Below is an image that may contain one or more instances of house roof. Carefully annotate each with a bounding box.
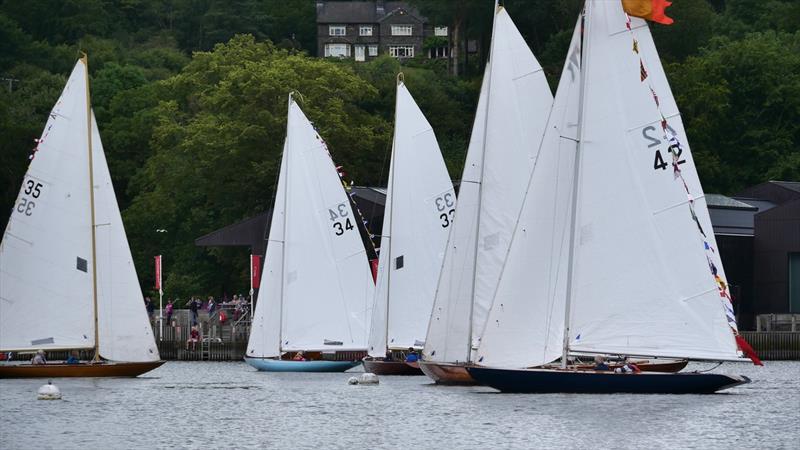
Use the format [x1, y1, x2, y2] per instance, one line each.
[705, 194, 757, 210]
[736, 180, 800, 206]
[316, 1, 424, 24]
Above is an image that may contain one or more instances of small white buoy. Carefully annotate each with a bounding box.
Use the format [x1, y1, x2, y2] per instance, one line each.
[358, 373, 379, 385]
[37, 381, 62, 400]
[347, 376, 359, 385]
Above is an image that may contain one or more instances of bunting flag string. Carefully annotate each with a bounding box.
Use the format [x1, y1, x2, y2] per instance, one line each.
[622, 10, 760, 364]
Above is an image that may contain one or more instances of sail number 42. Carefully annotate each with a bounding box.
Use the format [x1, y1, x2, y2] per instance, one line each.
[329, 202, 354, 236]
[16, 179, 43, 216]
[642, 126, 686, 171]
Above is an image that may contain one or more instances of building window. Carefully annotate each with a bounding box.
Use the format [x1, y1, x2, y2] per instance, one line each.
[434, 26, 448, 36]
[324, 43, 350, 58]
[429, 46, 449, 59]
[368, 45, 378, 56]
[391, 25, 412, 36]
[329, 25, 346, 36]
[359, 25, 373, 36]
[389, 45, 414, 58]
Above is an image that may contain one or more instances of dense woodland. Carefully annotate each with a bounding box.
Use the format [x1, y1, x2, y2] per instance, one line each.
[1, 0, 798, 299]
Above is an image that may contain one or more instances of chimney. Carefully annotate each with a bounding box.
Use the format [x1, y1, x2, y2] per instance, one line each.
[376, 0, 385, 16]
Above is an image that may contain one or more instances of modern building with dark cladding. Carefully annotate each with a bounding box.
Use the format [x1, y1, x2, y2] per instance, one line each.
[315, 0, 450, 61]
[199, 181, 800, 330]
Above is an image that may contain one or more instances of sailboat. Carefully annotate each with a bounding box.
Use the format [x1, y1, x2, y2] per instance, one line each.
[245, 94, 375, 372]
[467, 0, 755, 394]
[419, 5, 554, 384]
[0, 56, 163, 378]
[362, 76, 455, 376]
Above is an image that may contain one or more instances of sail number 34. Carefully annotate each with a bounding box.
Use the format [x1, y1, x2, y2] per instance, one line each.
[328, 202, 354, 236]
[16, 179, 43, 217]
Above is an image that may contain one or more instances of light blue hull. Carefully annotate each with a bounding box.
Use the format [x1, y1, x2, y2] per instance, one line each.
[245, 357, 359, 372]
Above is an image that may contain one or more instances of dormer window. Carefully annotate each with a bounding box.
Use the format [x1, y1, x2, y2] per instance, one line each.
[391, 25, 412, 36]
[359, 25, 373, 36]
[329, 25, 346, 36]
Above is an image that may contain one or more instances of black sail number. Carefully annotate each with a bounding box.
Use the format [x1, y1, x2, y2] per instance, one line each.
[23, 180, 43, 198]
[440, 209, 455, 228]
[435, 192, 455, 228]
[16, 178, 43, 217]
[329, 202, 354, 237]
[641, 126, 685, 171]
[16, 198, 35, 216]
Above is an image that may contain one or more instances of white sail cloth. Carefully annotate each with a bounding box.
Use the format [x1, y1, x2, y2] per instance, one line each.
[476, 19, 584, 369]
[0, 60, 158, 362]
[367, 81, 454, 357]
[247, 98, 375, 358]
[566, 0, 739, 360]
[424, 7, 554, 364]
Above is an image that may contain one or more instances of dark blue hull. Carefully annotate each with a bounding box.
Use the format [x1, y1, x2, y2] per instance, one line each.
[467, 367, 750, 394]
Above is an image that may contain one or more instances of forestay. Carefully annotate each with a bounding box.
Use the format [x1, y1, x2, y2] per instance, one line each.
[424, 7, 554, 364]
[250, 97, 374, 355]
[476, 19, 584, 369]
[367, 81, 454, 357]
[567, 0, 739, 361]
[0, 62, 95, 352]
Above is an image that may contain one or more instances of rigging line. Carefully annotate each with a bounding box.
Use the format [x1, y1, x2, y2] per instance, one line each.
[692, 361, 723, 373]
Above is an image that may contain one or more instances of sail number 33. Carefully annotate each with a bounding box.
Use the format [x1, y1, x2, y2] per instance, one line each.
[328, 202, 354, 236]
[16, 179, 43, 217]
[435, 192, 455, 228]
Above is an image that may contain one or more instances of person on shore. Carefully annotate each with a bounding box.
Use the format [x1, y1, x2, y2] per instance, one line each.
[405, 348, 419, 363]
[145, 296, 154, 322]
[207, 296, 216, 322]
[66, 351, 80, 364]
[188, 297, 199, 326]
[186, 326, 200, 351]
[165, 300, 174, 325]
[593, 356, 610, 371]
[31, 350, 47, 365]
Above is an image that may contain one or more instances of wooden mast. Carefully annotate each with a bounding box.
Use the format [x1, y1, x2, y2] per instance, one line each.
[81, 53, 102, 363]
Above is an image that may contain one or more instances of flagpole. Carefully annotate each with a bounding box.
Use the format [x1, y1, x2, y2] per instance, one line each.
[157, 255, 163, 341]
[249, 254, 255, 316]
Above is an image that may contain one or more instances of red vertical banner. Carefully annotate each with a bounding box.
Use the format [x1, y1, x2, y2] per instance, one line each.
[251, 254, 262, 290]
[154, 255, 162, 291]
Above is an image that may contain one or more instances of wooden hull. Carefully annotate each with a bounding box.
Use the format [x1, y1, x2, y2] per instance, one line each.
[565, 359, 689, 373]
[418, 361, 477, 385]
[245, 357, 359, 372]
[467, 366, 750, 394]
[362, 359, 423, 375]
[0, 361, 165, 378]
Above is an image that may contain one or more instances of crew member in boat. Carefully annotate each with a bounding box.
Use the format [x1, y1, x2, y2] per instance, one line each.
[593, 356, 609, 371]
[384, 349, 393, 362]
[293, 351, 306, 361]
[66, 351, 80, 364]
[405, 348, 419, 363]
[31, 350, 47, 365]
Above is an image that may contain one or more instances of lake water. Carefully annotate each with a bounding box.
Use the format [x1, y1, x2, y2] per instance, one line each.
[1, 361, 798, 449]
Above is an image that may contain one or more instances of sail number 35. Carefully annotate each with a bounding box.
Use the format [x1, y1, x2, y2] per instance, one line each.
[435, 192, 455, 228]
[328, 202, 354, 236]
[16, 179, 43, 216]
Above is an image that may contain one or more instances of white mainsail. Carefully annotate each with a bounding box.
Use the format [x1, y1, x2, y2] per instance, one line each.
[423, 6, 554, 364]
[92, 113, 159, 362]
[475, 19, 584, 369]
[565, 0, 740, 361]
[367, 81, 454, 358]
[247, 96, 375, 357]
[0, 61, 94, 352]
[0, 59, 159, 362]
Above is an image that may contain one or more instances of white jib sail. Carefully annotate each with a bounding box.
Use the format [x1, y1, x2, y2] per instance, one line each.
[567, 0, 739, 361]
[92, 113, 159, 362]
[424, 6, 554, 364]
[0, 61, 96, 352]
[476, 19, 584, 369]
[280, 98, 375, 352]
[367, 81, 455, 357]
[247, 143, 288, 359]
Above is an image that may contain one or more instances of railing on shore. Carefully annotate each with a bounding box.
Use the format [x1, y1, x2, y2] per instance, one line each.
[740, 331, 800, 360]
[153, 308, 250, 361]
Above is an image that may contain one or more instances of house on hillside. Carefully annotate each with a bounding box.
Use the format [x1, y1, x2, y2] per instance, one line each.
[315, 0, 450, 61]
